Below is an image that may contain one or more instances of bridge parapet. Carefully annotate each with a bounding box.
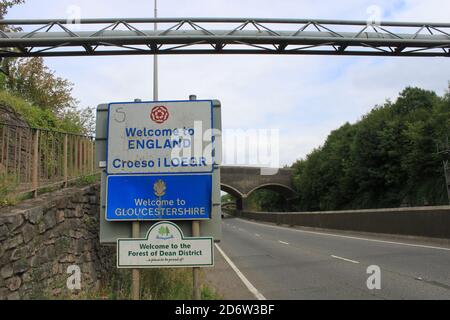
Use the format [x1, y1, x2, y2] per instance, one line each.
[225, 206, 450, 239]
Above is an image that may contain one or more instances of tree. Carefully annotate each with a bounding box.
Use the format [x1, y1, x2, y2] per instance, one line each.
[248, 189, 287, 212]
[0, 0, 25, 77]
[4, 57, 78, 114]
[0, 0, 25, 31]
[61, 106, 96, 136]
[221, 194, 235, 203]
[0, 0, 94, 135]
[291, 85, 450, 211]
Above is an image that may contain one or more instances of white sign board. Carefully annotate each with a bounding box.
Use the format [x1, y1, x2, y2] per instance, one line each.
[117, 221, 214, 268]
[107, 100, 214, 175]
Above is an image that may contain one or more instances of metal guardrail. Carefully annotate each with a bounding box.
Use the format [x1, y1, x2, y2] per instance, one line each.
[0, 122, 96, 200]
[0, 18, 449, 57]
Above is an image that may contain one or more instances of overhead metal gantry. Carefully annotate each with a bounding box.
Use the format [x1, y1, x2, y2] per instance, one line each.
[0, 17, 449, 57]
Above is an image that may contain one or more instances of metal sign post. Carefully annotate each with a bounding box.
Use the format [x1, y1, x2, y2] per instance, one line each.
[153, 0, 158, 102]
[132, 221, 140, 300]
[132, 1, 158, 299]
[192, 219, 201, 300]
[132, 98, 142, 300]
[190, 94, 201, 300]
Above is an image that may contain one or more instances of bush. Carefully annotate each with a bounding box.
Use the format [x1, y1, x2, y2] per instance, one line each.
[0, 89, 89, 134]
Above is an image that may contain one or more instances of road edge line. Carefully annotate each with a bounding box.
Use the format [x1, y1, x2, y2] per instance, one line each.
[215, 243, 267, 301]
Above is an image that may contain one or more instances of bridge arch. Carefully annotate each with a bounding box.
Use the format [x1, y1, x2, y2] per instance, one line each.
[220, 166, 298, 211]
[246, 183, 298, 200]
[220, 183, 244, 199]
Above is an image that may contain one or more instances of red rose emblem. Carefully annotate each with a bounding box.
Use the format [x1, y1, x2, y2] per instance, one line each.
[150, 106, 169, 124]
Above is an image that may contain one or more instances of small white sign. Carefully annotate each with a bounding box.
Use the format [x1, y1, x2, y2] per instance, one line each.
[107, 100, 214, 175]
[117, 221, 214, 268]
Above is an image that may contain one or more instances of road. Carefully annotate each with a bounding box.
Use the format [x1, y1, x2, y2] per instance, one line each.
[219, 215, 450, 300]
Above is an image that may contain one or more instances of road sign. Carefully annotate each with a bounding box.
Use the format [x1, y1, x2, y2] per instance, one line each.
[96, 100, 223, 244]
[106, 174, 212, 221]
[117, 221, 214, 268]
[107, 100, 214, 175]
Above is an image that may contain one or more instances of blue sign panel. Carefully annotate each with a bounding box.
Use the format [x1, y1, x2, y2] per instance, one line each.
[106, 174, 212, 221]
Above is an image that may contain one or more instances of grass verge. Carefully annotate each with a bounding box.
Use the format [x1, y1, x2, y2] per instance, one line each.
[43, 268, 221, 300]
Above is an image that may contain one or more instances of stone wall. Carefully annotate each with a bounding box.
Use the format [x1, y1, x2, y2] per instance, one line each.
[0, 104, 29, 127]
[0, 184, 114, 300]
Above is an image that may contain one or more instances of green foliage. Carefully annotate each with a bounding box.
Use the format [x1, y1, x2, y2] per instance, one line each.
[0, 56, 95, 135]
[104, 268, 219, 300]
[248, 189, 287, 212]
[3, 57, 77, 114]
[35, 267, 220, 300]
[0, 89, 87, 133]
[72, 174, 100, 187]
[0, 0, 25, 22]
[0, 172, 18, 206]
[221, 193, 235, 203]
[201, 285, 222, 300]
[292, 86, 450, 211]
[222, 189, 287, 212]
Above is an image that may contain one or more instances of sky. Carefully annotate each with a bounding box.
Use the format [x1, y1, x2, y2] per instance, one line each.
[6, 0, 450, 167]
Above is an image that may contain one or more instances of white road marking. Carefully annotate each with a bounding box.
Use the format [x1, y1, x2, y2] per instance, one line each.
[236, 218, 450, 252]
[215, 244, 266, 301]
[278, 240, 289, 245]
[255, 233, 261, 237]
[331, 255, 360, 264]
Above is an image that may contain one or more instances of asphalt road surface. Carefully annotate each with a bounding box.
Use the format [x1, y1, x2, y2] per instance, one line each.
[219, 216, 450, 300]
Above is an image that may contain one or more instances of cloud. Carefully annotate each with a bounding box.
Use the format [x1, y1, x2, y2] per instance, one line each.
[6, 0, 450, 166]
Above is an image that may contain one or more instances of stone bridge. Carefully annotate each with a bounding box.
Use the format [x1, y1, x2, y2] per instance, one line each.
[220, 166, 297, 210]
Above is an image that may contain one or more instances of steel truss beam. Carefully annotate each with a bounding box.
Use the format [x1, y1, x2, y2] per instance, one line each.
[0, 18, 449, 57]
